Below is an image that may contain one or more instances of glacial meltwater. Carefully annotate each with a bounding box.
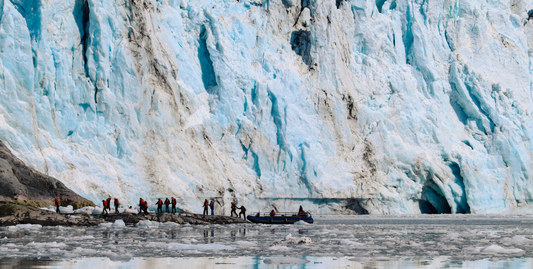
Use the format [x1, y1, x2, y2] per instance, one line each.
[2, 215, 533, 268]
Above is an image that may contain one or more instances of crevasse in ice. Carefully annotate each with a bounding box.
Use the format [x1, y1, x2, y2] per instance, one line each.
[0, 0, 532, 214]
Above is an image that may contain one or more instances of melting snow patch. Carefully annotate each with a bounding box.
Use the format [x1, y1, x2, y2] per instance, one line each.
[263, 257, 310, 265]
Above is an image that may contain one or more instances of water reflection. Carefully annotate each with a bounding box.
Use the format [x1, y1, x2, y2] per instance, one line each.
[2, 256, 533, 269]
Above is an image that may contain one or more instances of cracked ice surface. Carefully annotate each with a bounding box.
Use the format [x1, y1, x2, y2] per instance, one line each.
[0, 0, 533, 214]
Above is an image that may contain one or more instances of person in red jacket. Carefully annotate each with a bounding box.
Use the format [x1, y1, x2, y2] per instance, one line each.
[164, 198, 170, 213]
[114, 198, 120, 214]
[171, 197, 177, 213]
[55, 199, 60, 214]
[102, 200, 108, 215]
[138, 198, 145, 214]
[156, 198, 163, 213]
[106, 198, 111, 212]
[203, 199, 209, 215]
[143, 201, 148, 214]
[230, 202, 237, 217]
[270, 210, 276, 216]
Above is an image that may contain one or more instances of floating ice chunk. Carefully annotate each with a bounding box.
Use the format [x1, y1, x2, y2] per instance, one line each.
[98, 223, 113, 228]
[229, 241, 256, 247]
[274, 234, 312, 244]
[160, 222, 180, 227]
[464, 245, 524, 254]
[74, 206, 95, 214]
[263, 257, 310, 265]
[168, 243, 234, 251]
[112, 220, 126, 227]
[137, 220, 160, 227]
[123, 208, 138, 214]
[268, 245, 290, 251]
[16, 224, 42, 229]
[339, 239, 365, 247]
[41, 206, 56, 212]
[500, 235, 532, 245]
[72, 247, 98, 255]
[26, 242, 68, 248]
[58, 205, 74, 214]
[92, 207, 103, 215]
[294, 220, 310, 225]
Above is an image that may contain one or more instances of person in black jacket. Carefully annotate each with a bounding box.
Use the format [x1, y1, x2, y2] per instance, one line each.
[238, 205, 246, 219]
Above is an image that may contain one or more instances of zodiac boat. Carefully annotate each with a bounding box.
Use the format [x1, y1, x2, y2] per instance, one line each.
[246, 212, 314, 224]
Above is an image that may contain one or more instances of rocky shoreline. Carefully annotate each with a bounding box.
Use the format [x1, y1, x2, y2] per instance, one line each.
[0, 202, 247, 227]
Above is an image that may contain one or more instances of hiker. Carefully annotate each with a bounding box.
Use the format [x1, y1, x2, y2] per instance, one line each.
[55, 199, 60, 214]
[203, 199, 209, 215]
[164, 198, 170, 213]
[230, 202, 237, 217]
[210, 200, 215, 215]
[156, 198, 163, 213]
[143, 200, 148, 214]
[102, 200, 108, 215]
[238, 205, 246, 219]
[106, 197, 111, 212]
[171, 197, 177, 213]
[138, 198, 145, 214]
[114, 198, 120, 214]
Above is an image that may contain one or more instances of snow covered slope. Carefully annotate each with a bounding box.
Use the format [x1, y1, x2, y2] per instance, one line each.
[0, 0, 532, 214]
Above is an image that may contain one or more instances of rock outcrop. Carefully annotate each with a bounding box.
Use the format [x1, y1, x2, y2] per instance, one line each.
[0, 202, 246, 226]
[0, 141, 94, 209]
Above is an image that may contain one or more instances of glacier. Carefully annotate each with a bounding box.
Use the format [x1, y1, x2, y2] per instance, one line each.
[0, 0, 532, 214]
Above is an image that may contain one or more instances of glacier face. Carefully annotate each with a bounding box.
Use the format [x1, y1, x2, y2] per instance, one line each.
[0, 0, 532, 214]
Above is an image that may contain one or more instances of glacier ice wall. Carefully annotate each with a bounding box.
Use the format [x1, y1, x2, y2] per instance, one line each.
[0, 0, 532, 214]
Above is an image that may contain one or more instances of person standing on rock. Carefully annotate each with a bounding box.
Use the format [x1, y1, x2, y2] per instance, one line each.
[230, 202, 237, 217]
[114, 198, 120, 214]
[171, 197, 177, 213]
[238, 205, 246, 220]
[164, 198, 170, 213]
[156, 198, 163, 213]
[209, 200, 215, 215]
[55, 199, 60, 214]
[203, 199, 209, 215]
[102, 200, 108, 215]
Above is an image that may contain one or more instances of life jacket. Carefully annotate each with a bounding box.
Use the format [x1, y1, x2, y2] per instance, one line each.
[165, 199, 170, 204]
[157, 200, 162, 205]
[270, 211, 275, 216]
[204, 200, 209, 206]
[103, 201, 107, 207]
[115, 199, 119, 205]
[143, 201, 148, 208]
[55, 199, 60, 206]
[172, 198, 176, 204]
[210, 201, 214, 207]
[231, 203, 236, 209]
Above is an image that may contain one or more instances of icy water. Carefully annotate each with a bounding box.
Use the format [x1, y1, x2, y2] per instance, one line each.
[2, 215, 533, 268]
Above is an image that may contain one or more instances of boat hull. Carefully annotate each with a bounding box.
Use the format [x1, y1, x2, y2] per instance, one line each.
[246, 215, 314, 224]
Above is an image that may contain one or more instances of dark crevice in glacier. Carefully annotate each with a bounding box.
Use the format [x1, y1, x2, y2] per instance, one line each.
[281, 0, 292, 8]
[449, 162, 471, 213]
[464, 82, 495, 133]
[198, 25, 218, 91]
[268, 90, 286, 151]
[462, 140, 473, 150]
[336, 0, 344, 9]
[12, 0, 42, 41]
[376, 0, 386, 13]
[74, 0, 90, 78]
[420, 178, 451, 214]
[344, 94, 357, 121]
[290, 30, 312, 68]
[448, 87, 468, 125]
[403, 5, 414, 65]
[362, 141, 377, 178]
[250, 150, 261, 178]
[298, 144, 314, 196]
[301, 0, 309, 9]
